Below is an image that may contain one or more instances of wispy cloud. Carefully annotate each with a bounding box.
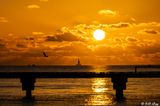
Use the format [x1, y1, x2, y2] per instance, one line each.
[0, 17, 8, 23]
[98, 9, 117, 17]
[110, 22, 131, 28]
[32, 32, 44, 35]
[27, 4, 40, 9]
[46, 32, 85, 42]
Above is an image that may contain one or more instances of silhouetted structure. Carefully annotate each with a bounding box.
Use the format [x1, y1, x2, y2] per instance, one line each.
[0, 65, 160, 100]
[135, 66, 137, 73]
[76, 59, 81, 66]
[112, 75, 127, 99]
[20, 77, 36, 99]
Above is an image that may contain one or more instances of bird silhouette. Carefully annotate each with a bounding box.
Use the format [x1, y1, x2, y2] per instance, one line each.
[43, 52, 48, 57]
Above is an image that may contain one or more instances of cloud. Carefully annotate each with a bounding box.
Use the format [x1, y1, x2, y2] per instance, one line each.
[137, 22, 160, 27]
[130, 18, 136, 22]
[135, 42, 160, 55]
[0, 43, 5, 48]
[32, 32, 44, 35]
[138, 29, 159, 35]
[46, 32, 85, 42]
[52, 42, 92, 56]
[27, 4, 40, 9]
[0, 40, 8, 52]
[0, 17, 8, 23]
[0, 39, 6, 46]
[16, 44, 27, 48]
[97, 9, 138, 24]
[98, 9, 117, 17]
[126, 37, 137, 42]
[110, 22, 131, 28]
[25, 37, 34, 41]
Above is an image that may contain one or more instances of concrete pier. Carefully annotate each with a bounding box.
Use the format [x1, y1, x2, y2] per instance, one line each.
[0, 65, 160, 100]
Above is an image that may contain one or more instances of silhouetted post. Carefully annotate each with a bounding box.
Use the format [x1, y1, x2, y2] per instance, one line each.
[111, 75, 128, 100]
[20, 77, 36, 99]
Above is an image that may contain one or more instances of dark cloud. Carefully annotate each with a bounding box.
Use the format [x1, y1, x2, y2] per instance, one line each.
[25, 37, 34, 41]
[0, 43, 5, 48]
[46, 32, 85, 42]
[127, 37, 137, 42]
[111, 23, 130, 28]
[115, 38, 122, 42]
[138, 29, 159, 35]
[144, 29, 158, 34]
[125, 41, 160, 56]
[0, 39, 6, 48]
[16, 44, 27, 48]
[0, 41, 8, 53]
[138, 43, 160, 54]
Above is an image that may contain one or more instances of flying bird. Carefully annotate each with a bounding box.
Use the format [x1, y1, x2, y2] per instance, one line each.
[43, 52, 48, 57]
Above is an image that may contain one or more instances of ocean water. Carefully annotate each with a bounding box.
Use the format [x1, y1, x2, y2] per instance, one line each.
[0, 66, 159, 106]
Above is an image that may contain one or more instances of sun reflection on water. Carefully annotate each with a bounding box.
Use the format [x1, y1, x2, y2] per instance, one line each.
[91, 66, 108, 73]
[85, 78, 114, 105]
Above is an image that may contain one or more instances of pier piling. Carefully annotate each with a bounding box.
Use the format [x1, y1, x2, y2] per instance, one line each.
[20, 77, 36, 99]
[111, 75, 128, 99]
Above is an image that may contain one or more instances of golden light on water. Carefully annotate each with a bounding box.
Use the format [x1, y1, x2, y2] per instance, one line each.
[86, 78, 113, 105]
[93, 29, 106, 41]
[92, 78, 109, 93]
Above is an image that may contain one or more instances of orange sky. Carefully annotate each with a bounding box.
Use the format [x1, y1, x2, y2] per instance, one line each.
[0, 0, 160, 65]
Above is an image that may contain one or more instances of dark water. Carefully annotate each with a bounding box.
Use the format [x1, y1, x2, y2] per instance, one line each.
[0, 65, 159, 106]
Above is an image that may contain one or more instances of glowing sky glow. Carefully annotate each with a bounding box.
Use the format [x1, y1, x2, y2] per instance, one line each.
[0, 0, 160, 65]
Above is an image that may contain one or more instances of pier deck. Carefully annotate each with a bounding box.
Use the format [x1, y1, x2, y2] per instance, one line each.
[0, 71, 160, 78]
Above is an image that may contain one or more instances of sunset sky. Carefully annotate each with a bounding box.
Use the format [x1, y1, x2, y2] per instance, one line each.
[0, 0, 160, 65]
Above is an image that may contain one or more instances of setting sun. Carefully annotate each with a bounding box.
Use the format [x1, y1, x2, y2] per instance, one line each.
[93, 29, 106, 41]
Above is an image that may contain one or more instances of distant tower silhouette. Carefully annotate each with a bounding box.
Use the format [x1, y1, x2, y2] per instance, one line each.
[43, 52, 48, 57]
[76, 59, 81, 66]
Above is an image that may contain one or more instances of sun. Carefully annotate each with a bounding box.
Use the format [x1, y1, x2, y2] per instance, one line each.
[93, 29, 106, 41]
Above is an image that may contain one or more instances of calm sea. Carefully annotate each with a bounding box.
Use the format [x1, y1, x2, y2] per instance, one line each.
[0, 65, 159, 106]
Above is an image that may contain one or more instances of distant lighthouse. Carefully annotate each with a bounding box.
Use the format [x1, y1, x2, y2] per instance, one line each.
[76, 59, 81, 66]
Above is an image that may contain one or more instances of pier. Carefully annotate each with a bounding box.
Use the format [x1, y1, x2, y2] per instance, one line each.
[0, 66, 160, 100]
